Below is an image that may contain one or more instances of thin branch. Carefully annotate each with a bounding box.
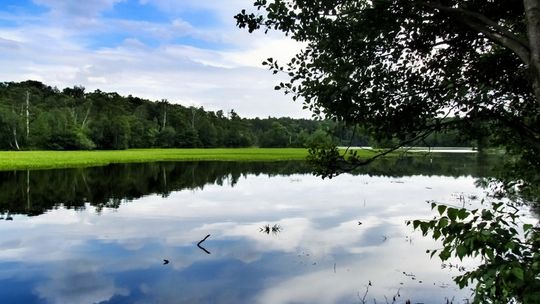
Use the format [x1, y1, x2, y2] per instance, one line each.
[458, 17, 531, 65]
[333, 1, 530, 66]
[417, 1, 528, 50]
[197, 234, 211, 254]
[358, 283, 370, 304]
[344, 124, 358, 156]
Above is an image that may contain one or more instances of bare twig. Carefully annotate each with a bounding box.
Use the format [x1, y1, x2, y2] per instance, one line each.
[358, 282, 370, 304]
[197, 234, 211, 254]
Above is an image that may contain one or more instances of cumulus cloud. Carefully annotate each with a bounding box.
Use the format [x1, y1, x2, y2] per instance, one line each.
[0, 0, 308, 117]
[0, 174, 480, 302]
[32, 0, 123, 19]
[0, 37, 20, 50]
[35, 268, 129, 304]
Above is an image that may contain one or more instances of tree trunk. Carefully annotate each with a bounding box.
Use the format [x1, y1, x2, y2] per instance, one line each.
[26, 169, 31, 210]
[26, 91, 29, 141]
[12, 127, 20, 150]
[81, 107, 90, 128]
[524, 0, 540, 104]
[163, 105, 167, 130]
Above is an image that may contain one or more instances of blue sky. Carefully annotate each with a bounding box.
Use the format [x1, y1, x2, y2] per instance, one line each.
[0, 0, 306, 118]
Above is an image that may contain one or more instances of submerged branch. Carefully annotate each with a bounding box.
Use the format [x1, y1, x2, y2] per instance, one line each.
[197, 234, 211, 254]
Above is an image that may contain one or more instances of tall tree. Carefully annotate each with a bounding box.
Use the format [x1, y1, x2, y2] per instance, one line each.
[236, 0, 539, 163]
[236, 1, 540, 302]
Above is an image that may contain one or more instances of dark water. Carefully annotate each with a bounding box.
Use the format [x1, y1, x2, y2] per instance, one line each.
[0, 154, 494, 303]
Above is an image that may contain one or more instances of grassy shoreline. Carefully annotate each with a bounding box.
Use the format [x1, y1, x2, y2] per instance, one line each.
[0, 148, 316, 171]
[0, 147, 480, 171]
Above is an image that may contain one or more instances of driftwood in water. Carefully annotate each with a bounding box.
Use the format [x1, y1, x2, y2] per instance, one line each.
[197, 234, 211, 254]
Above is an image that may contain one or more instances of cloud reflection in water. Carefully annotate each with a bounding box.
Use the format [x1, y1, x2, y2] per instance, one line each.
[0, 169, 484, 303]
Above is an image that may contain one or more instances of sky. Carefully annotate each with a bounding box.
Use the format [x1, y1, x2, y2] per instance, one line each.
[0, 0, 308, 118]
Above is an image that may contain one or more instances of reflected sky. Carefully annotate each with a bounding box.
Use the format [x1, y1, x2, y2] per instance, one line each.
[0, 168, 485, 304]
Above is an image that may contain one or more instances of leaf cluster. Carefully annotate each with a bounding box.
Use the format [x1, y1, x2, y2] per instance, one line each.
[408, 202, 540, 303]
[236, 1, 540, 181]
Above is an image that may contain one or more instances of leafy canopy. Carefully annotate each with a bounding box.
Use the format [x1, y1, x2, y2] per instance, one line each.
[235, 0, 539, 156]
[236, 1, 540, 302]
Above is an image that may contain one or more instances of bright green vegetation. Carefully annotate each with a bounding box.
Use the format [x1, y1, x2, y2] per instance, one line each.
[0, 148, 320, 170]
[0, 147, 474, 171]
[0, 148, 395, 171]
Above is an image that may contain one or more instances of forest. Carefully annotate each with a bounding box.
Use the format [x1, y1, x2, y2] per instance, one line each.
[0, 80, 476, 150]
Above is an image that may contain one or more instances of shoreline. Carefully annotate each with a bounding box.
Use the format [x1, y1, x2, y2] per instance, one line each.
[0, 147, 486, 171]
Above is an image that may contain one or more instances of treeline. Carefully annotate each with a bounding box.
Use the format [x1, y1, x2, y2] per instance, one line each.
[0, 81, 475, 150]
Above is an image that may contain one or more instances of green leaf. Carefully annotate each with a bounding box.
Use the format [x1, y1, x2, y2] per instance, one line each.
[481, 210, 493, 221]
[439, 217, 449, 228]
[420, 222, 429, 235]
[511, 268, 524, 281]
[437, 205, 447, 215]
[458, 209, 469, 220]
[523, 224, 533, 232]
[439, 248, 451, 261]
[447, 208, 458, 221]
[485, 248, 494, 260]
[456, 245, 467, 260]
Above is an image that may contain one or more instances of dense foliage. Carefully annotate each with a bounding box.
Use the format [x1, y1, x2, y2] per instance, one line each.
[236, 0, 540, 302]
[0, 80, 474, 150]
[410, 202, 540, 303]
[235, 0, 539, 168]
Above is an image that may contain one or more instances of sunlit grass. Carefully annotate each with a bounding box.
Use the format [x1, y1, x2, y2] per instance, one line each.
[0, 147, 430, 171]
[0, 148, 313, 170]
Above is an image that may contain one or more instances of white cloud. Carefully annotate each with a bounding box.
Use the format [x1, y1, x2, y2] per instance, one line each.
[35, 268, 129, 304]
[0, 37, 20, 50]
[32, 0, 124, 18]
[0, 27, 306, 117]
[0, 0, 310, 118]
[0, 174, 480, 302]
[140, 0, 252, 19]
[222, 36, 304, 68]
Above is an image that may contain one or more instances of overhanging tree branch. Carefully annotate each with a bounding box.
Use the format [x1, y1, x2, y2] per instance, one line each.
[411, 1, 531, 66]
[333, 1, 531, 70]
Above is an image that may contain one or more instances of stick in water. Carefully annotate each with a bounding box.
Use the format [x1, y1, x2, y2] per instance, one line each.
[197, 234, 211, 254]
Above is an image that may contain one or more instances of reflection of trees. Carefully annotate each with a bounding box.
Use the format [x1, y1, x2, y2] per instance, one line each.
[351, 153, 497, 177]
[0, 161, 312, 216]
[0, 154, 497, 216]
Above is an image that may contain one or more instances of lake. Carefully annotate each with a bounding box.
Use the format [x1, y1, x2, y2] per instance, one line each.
[0, 154, 495, 303]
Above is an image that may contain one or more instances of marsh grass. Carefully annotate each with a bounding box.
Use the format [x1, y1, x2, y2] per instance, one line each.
[0, 148, 408, 171]
[0, 148, 316, 171]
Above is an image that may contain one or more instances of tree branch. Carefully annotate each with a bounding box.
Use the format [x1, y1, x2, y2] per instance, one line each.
[410, 1, 531, 66]
[523, 0, 540, 104]
[197, 234, 211, 254]
[418, 1, 528, 48]
[354, 1, 532, 66]
[458, 17, 531, 65]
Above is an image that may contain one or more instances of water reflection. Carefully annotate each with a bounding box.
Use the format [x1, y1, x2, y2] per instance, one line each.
[260, 224, 282, 235]
[0, 154, 494, 217]
[0, 155, 495, 303]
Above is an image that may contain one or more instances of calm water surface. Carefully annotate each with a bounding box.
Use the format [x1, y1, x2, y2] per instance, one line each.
[0, 155, 494, 303]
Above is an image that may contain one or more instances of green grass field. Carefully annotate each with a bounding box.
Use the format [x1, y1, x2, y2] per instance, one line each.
[0, 148, 316, 171]
[0, 148, 429, 171]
